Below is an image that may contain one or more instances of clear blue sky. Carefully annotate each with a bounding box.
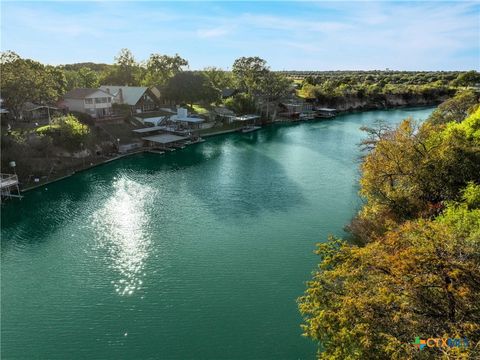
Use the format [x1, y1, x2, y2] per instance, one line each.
[1, 1, 479, 70]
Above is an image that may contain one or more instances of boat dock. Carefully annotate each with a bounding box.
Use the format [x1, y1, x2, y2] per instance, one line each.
[234, 115, 262, 133]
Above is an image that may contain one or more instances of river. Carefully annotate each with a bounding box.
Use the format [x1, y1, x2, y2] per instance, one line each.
[1, 107, 435, 359]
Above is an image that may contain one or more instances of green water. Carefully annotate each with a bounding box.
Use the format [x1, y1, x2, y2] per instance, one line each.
[1, 107, 434, 359]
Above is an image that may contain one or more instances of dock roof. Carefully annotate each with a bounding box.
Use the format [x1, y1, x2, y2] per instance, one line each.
[171, 115, 204, 123]
[316, 108, 336, 112]
[235, 114, 260, 121]
[142, 134, 188, 144]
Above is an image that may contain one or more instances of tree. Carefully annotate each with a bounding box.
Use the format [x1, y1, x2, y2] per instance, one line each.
[224, 93, 257, 115]
[299, 198, 480, 360]
[232, 56, 269, 94]
[100, 48, 140, 86]
[428, 89, 478, 125]
[453, 70, 480, 87]
[142, 53, 188, 86]
[202, 67, 234, 90]
[258, 72, 292, 120]
[164, 72, 220, 106]
[36, 114, 90, 150]
[0, 52, 66, 120]
[299, 94, 480, 359]
[64, 67, 98, 90]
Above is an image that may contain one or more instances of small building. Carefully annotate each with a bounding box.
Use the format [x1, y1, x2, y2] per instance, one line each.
[21, 102, 62, 122]
[315, 108, 337, 118]
[63, 88, 113, 118]
[99, 86, 159, 113]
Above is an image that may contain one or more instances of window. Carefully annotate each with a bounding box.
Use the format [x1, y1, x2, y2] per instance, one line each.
[85, 98, 93, 104]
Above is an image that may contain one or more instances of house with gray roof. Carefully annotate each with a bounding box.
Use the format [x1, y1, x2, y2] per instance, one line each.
[63, 88, 113, 118]
[99, 86, 159, 114]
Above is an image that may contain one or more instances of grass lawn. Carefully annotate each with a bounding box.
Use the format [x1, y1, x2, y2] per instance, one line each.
[191, 104, 211, 115]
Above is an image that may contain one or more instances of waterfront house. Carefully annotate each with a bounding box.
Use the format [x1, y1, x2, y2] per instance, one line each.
[99, 86, 159, 113]
[63, 88, 113, 118]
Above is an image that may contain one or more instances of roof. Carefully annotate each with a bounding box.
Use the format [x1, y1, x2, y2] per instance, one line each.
[133, 125, 168, 134]
[235, 114, 260, 121]
[64, 88, 109, 99]
[142, 134, 188, 144]
[316, 108, 336, 112]
[140, 116, 166, 126]
[23, 102, 58, 112]
[221, 88, 237, 98]
[99, 86, 149, 106]
[171, 115, 204, 123]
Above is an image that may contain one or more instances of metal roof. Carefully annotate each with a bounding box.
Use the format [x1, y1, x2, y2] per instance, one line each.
[64, 88, 109, 99]
[170, 115, 204, 123]
[142, 134, 188, 144]
[99, 86, 149, 106]
[235, 114, 260, 121]
[316, 108, 337, 112]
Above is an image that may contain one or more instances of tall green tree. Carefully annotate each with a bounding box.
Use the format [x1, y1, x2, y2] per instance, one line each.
[0, 51, 66, 120]
[232, 56, 269, 94]
[164, 72, 220, 106]
[202, 67, 234, 90]
[258, 72, 292, 120]
[64, 67, 99, 90]
[142, 53, 188, 86]
[100, 48, 141, 86]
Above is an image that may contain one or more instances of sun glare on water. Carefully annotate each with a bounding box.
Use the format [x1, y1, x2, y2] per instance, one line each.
[91, 176, 155, 296]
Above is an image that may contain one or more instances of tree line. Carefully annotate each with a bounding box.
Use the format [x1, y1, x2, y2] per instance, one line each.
[298, 90, 480, 359]
[296, 71, 480, 107]
[0, 49, 292, 119]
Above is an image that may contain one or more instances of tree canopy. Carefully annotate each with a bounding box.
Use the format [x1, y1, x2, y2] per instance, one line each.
[0, 51, 67, 119]
[232, 56, 270, 94]
[142, 53, 188, 86]
[164, 72, 220, 106]
[299, 92, 480, 359]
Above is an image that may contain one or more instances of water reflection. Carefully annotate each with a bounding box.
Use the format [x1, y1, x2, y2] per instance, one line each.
[91, 176, 154, 296]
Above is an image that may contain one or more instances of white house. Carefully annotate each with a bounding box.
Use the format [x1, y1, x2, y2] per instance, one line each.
[63, 88, 113, 118]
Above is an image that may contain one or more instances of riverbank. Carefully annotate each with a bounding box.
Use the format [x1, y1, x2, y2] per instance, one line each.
[8, 105, 438, 196]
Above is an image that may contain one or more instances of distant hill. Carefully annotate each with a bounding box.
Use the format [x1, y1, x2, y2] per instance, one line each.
[57, 62, 112, 72]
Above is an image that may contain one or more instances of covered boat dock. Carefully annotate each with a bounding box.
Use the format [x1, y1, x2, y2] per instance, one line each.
[315, 108, 337, 118]
[234, 115, 261, 133]
[142, 134, 190, 151]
